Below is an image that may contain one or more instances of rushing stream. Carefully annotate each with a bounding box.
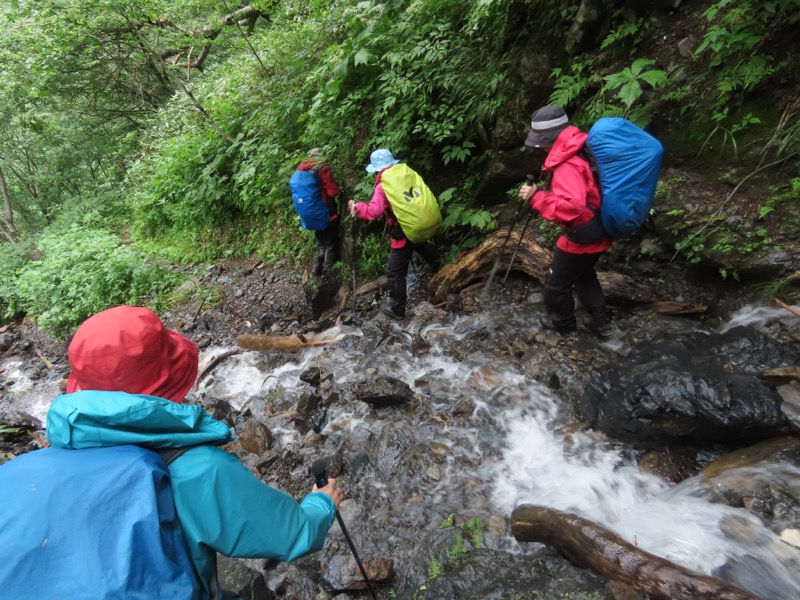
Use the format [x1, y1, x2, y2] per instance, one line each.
[3, 303, 800, 598]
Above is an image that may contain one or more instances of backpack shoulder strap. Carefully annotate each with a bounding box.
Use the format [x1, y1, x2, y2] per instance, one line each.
[154, 445, 195, 465]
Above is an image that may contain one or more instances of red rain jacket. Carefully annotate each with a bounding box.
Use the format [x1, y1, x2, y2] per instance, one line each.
[530, 125, 612, 254]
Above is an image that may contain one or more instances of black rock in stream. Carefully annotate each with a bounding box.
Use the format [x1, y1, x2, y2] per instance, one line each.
[581, 326, 800, 447]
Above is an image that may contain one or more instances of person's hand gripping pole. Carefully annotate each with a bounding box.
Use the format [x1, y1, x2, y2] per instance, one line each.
[502, 175, 538, 285]
[312, 459, 378, 600]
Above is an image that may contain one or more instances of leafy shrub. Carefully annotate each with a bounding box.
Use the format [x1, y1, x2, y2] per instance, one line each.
[12, 226, 180, 337]
[355, 232, 387, 280]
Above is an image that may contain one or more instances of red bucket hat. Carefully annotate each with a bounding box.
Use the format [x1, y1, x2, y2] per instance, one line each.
[66, 306, 198, 403]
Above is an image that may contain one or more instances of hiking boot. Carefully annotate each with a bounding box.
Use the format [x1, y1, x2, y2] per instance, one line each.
[380, 303, 404, 320]
[539, 315, 576, 335]
[587, 320, 614, 338]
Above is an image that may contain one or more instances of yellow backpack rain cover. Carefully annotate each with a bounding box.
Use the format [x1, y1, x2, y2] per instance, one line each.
[380, 163, 442, 243]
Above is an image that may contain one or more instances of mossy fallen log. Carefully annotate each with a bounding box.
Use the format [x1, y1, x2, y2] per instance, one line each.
[511, 504, 759, 600]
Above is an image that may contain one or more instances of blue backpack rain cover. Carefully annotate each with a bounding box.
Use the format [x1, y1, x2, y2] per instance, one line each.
[586, 117, 663, 238]
[290, 169, 331, 231]
[0, 445, 199, 600]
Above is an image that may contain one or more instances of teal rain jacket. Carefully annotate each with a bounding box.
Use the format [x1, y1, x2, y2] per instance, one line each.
[45, 390, 337, 599]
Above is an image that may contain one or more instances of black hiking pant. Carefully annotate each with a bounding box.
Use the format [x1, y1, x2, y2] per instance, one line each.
[544, 247, 611, 333]
[386, 241, 440, 316]
[313, 220, 341, 273]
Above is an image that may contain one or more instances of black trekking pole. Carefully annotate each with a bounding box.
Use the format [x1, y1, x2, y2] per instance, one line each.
[311, 459, 378, 600]
[481, 174, 536, 299]
[501, 205, 537, 286]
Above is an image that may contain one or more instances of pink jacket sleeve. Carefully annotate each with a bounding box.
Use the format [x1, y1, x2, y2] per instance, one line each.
[354, 183, 389, 222]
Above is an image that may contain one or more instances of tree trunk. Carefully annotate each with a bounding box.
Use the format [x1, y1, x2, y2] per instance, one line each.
[0, 167, 19, 244]
[511, 504, 759, 600]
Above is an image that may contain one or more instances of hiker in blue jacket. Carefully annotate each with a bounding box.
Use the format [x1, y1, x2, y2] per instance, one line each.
[0, 305, 343, 599]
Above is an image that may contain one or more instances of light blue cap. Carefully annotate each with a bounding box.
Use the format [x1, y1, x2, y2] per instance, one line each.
[366, 148, 400, 173]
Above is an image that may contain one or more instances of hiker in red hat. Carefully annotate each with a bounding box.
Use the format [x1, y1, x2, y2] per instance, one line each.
[0, 305, 343, 599]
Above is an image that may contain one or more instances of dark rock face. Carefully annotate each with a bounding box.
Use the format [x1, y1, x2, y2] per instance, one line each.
[580, 326, 798, 447]
[353, 376, 414, 407]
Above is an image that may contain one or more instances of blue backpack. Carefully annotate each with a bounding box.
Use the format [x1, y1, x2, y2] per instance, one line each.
[586, 117, 664, 239]
[0, 445, 200, 600]
[290, 169, 331, 231]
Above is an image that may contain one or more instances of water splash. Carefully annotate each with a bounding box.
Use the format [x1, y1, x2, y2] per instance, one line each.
[720, 303, 800, 332]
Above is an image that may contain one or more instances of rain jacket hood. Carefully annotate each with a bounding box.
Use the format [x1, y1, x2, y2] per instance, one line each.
[543, 125, 588, 170]
[47, 390, 232, 450]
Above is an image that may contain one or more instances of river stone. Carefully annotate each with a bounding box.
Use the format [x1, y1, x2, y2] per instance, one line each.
[321, 553, 394, 592]
[217, 556, 272, 600]
[580, 326, 797, 447]
[394, 547, 606, 599]
[777, 382, 800, 427]
[238, 420, 273, 455]
[353, 376, 413, 407]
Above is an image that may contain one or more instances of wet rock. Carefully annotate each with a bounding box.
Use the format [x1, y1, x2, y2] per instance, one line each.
[581, 327, 797, 447]
[639, 446, 706, 483]
[606, 580, 648, 599]
[0, 332, 13, 352]
[238, 420, 273, 455]
[299, 366, 322, 386]
[217, 556, 272, 600]
[353, 376, 413, 407]
[321, 553, 394, 593]
[699, 450, 800, 534]
[778, 382, 800, 427]
[395, 547, 606, 600]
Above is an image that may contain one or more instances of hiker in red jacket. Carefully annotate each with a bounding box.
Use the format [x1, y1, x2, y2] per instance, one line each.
[297, 148, 342, 277]
[518, 105, 613, 337]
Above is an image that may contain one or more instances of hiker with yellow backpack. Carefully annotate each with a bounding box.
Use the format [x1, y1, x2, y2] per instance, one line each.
[348, 149, 441, 320]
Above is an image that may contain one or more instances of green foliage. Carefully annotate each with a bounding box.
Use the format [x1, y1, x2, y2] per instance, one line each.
[447, 533, 468, 559]
[603, 59, 668, 109]
[427, 554, 442, 580]
[356, 232, 388, 280]
[10, 226, 181, 337]
[698, 109, 762, 157]
[439, 186, 497, 261]
[0, 423, 22, 435]
[690, 0, 796, 155]
[433, 514, 484, 571]
[549, 57, 667, 126]
[760, 178, 800, 218]
[462, 517, 484, 548]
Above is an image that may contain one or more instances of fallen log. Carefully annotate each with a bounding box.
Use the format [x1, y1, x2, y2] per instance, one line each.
[195, 348, 242, 385]
[236, 333, 331, 353]
[775, 298, 800, 319]
[429, 227, 682, 308]
[511, 504, 759, 600]
[759, 365, 800, 387]
[646, 300, 708, 315]
[429, 225, 551, 304]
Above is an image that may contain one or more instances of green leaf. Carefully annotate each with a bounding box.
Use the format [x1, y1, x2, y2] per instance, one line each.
[353, 48, 372, 67]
